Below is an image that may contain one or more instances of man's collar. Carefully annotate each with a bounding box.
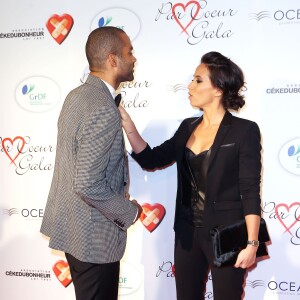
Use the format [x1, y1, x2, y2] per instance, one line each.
[85, 74, 116, 98]
[101, 79, 115, 97]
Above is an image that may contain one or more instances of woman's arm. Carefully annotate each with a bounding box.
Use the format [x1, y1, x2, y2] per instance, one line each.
[119, 105, 189, 170]
[118, 105, 147, 153]
[234, 214, 260, 268]
[235, 121, 262, 268]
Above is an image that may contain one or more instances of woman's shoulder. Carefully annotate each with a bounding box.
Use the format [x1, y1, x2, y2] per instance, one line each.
[181, 115, 202, 126]
[231, 114, 259, 127]
[175, 116, 201, 133]
[229, 114, 260, 137]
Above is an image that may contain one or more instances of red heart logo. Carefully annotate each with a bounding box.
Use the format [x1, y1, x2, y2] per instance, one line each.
[46, 14, 74, 44]
[172, 264, 176, 276]
[172, 1, 201, 35]
[2, 136, 25, 166]
[52, 260, 72, 287]
[275, 202, 300, 236]
[140, 203, 166, 232]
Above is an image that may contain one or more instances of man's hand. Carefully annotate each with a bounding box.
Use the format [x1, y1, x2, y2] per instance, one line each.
[131, 199, 143, 223]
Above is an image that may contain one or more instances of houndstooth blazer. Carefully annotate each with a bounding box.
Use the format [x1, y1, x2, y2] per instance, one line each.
[40, 75, 138, 264]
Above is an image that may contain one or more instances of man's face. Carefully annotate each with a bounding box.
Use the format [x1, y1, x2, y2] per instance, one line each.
[116, 33, 137, 83]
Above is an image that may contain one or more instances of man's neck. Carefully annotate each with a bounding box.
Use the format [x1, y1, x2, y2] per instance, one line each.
[90, 70, 119, 90]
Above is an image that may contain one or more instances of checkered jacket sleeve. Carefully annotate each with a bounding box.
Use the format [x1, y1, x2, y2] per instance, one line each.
[73, 104, 137, 230]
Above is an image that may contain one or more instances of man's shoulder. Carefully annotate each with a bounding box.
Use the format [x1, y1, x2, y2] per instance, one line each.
[64, 80, 110, 108]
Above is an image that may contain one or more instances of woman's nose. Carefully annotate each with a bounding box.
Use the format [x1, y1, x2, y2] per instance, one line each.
[188, 81, 194, 90]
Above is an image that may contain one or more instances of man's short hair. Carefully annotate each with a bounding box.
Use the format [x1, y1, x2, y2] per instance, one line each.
[86, 26, 126, 71]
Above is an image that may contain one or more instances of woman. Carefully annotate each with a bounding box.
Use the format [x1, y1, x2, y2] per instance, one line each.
[119, 51, 262, 300]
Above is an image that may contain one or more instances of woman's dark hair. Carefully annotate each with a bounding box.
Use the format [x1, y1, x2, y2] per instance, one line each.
[201, 51, 245, 110]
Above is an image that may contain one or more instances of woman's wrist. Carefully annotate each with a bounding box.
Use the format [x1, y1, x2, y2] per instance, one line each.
[247, 240, 259, 247]
[124, 120, 136, 135]
[126, 129, 136, 135]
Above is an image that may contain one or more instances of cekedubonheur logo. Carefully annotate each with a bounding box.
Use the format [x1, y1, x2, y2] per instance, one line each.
[279, 138, 300, 175]
[91, 8, 141, 40]
[16, 76, 61, 113]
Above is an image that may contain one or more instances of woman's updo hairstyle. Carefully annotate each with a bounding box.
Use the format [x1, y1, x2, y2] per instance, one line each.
[201, 51, 245, 110]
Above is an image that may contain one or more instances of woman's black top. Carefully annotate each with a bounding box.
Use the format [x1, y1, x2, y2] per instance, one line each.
[177, 147, 208, 227]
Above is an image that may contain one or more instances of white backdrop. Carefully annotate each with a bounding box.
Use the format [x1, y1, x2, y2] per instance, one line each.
[1, 0, 300, 299]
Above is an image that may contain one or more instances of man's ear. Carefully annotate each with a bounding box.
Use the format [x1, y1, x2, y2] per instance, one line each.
[108, 53, 118, 67]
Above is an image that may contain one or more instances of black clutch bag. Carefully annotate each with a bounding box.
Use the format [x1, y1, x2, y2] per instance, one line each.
[210, 218, 270, 267]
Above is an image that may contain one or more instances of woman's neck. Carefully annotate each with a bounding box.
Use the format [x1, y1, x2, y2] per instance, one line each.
[202, 107, 226, 128]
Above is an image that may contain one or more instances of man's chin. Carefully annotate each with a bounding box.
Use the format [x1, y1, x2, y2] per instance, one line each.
[119, 73, 134, 84]
[129, 71, 135, 80]
[125, 74, 134, 82]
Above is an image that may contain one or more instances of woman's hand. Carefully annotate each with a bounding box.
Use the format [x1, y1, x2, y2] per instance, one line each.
[118, 105, 132, 124]
[118, 105, 136, 133]
[118, 105, 147, 153]
[234, 214, 260, 269]
[234, 245, 257, 269]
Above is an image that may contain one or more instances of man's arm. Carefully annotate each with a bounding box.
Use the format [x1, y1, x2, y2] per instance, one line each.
[73, 105, 140, 230]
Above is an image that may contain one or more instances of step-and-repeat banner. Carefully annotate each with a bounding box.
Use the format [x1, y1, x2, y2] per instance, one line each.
[1, 0, 300, 299]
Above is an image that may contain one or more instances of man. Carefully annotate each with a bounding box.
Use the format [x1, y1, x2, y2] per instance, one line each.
[40, 27, 142, 300]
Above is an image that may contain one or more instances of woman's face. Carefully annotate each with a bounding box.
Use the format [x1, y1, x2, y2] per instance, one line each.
[188, 63, 221, 109]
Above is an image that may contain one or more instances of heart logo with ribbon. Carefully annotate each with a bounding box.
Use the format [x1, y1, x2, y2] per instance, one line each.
[46, 14, 74, 44]
[172, 1, 201, 35]
[52, 260, 72, 287]
[172, 264, 176, 276]
[1, 136, 25, 166]
[140, 203, 166, 232]
[275, 202, 300, 236]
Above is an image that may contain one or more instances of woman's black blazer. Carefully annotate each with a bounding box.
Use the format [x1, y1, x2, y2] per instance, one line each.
[131, 111, 262, 230]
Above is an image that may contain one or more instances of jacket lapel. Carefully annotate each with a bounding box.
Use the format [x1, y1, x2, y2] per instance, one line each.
[177, 115, 202, 174]
[189, 115, 203, 134]
[208, 111, 232, 168]
[180, 115, 203, 154]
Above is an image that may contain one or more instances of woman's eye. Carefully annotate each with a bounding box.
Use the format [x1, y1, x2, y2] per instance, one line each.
[191, 77, 202, 83]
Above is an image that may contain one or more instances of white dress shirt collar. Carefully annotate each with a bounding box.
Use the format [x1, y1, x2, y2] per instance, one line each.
[101, 79, 116, 98]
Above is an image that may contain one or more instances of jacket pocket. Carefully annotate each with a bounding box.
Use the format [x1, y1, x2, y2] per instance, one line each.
[220, 143, 235, 148]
